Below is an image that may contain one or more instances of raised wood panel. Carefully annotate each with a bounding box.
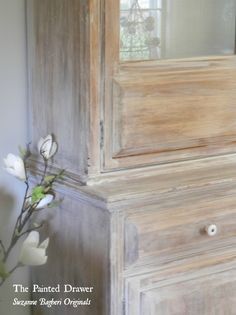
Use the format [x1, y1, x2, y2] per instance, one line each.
[125, 251, 236, 315]
[107, 57, 236, 169]
[124, 193, 236, 267]
[140, 269, 236, 315]
[28, 0, 236, 178]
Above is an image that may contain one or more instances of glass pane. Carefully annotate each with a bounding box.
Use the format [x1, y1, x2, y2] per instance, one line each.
[120, 0, 236, 61]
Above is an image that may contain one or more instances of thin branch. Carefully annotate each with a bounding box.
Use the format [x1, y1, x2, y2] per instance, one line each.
[1, 140, 63, 287]
[8, 263, 21, 276]
[0, 263, 22, 287]
[3, 177, 30, 262]
[0, 240, 6, 257]
[44, 169, 65, 186]
[19, 199, 42, 233]
[40, 160, 48, 185]
[19, 180, 30, 224]
[3, 198, 44, 263]
[2, 158, 63, 272]
[18, 222, 45, 239]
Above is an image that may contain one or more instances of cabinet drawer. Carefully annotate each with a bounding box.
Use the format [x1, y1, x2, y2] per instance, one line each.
[124, 196, 236, 268]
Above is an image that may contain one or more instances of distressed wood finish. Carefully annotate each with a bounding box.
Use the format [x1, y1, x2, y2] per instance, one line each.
[27, 0, 101, 182]
[27, 1, 236, 315]
[140, 271, 236, 315]
[103, 4, 236, 171]
[124, 193, 236, 268]
[79, 155, 236, 204]
[32, 193, 110, 315]
[30, 171, 236, 315]
[110, 57, 236, 167]
[28, 0, 236, 179]
[125, 251, 236, 315]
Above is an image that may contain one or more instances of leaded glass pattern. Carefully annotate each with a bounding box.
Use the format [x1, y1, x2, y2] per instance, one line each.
[120, 0, 162, 60]
[120, 0, 236, 61]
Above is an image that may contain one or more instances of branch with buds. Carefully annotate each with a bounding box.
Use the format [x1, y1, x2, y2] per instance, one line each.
[0, 134, 64, 287]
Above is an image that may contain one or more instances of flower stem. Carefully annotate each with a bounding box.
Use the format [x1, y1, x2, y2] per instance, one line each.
[40, 160, 48, 185]
[0, 263, 22, 287]
[3, 175, 34, 263]
[0, 240, 6, 257]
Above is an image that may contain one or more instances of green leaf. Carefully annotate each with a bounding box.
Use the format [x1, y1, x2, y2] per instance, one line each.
[43, 186, 51, 193]
[57, 170, 65, 179]
[18, 143, 31, 160]
[14, 228, 20, 237]
[44, 175, 55, 183]
[0, 260, 9, 280]
[18, 145, 27, 159]
[31, 186, 45, 203]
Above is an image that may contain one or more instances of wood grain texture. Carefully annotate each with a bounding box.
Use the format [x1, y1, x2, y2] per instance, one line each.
[32, 193, 110, 315]
[27, 1, 236, 315]
[140, 268, 236, 315]
[124, 194, 236, 267]
[103, 1, 236, 172]
[27, 0, 101, 182]
[28, 0, 236, 181]
[125, 249, 236, 315]
[29, 168, 236, 315]
[79, 157, 236, 206]
[105, 56, 236, 170]
[114, 60, 236, 154]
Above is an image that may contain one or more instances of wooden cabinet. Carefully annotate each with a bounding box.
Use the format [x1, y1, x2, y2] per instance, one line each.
[109, 58, 236, 169]
[30, 162, 236, 315]
[27, 0, 236, 182]
[103, 0, 236, 171]
[126, 265, 236, 315]
[27, 0, 236, 314]
[124, 194, 236, 267]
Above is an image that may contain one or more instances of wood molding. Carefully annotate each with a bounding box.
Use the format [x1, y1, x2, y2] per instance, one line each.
[104, 56, 236, 170]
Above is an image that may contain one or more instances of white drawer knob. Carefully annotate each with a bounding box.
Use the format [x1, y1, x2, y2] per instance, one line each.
[205, 224, 217, 236]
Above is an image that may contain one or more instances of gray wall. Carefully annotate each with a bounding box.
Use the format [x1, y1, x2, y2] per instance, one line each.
[0, 0, 30, 314]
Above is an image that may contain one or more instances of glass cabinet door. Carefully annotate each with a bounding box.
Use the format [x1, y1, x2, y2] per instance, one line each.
[103, 0, 236, 171]
[120, 0, 236, 61]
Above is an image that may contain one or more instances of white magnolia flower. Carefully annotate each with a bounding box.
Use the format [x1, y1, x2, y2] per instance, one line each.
[38, 134, 57, 160]
[19, 231, 49, 266]
[3, 154, 26, 181]
[36, 194, 54, 209]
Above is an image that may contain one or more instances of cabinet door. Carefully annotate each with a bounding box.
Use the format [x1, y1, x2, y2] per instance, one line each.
[140, 270, 236, 315]
[103, 0, 236, 171]
[125, 254, 236, 315]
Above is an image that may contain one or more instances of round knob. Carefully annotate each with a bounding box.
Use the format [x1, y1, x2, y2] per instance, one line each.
[205, 224, 218, 236]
